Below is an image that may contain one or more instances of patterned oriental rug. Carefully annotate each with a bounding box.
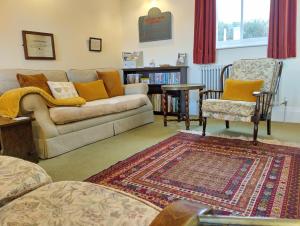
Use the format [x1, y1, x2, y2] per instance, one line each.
[86, 133, 300, 218]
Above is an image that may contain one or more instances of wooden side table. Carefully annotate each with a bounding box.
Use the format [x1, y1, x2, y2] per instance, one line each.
[162, 84, 205, 130]
[0, 117, 38, 163]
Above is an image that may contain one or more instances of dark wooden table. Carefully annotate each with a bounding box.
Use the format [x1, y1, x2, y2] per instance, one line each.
[161, 84, 205, 130]
[0, 117, 38, 163]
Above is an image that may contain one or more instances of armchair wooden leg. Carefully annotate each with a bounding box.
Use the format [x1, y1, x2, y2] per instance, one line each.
[225, 120, 230, 129]
[267, 119, 271, 135]
[253, 121, 259, 145]
[202, 117, 207, 136]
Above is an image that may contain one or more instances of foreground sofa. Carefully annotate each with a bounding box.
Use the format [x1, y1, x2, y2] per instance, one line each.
[0, 69, 154, 159]
[0, 156, 159, 225]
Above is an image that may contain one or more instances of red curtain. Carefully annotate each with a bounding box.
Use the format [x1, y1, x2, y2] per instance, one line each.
[193, 0, 216, 64]
[268, 0, 297, 59]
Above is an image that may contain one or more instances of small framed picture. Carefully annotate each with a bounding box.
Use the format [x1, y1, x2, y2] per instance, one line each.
[89, 37, 102, 52]
[176, 53, 187, 66]
[22, 30, 56, 60]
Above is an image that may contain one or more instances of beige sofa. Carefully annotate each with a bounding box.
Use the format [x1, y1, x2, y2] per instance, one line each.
[0, 69, 154, 159]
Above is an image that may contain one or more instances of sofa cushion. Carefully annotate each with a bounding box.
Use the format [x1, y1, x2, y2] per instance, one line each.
[0, 181, 160, 226]
[74, 80, 108, 101]
[47, 81, 79, 99]
[97, 70, 124, 97]
[49, 94, 149, 124]
[56, 102, 153, 135]
[203, 99, 256, 117]
[0, 156, 52, 207]
[17, 73, 52, 95]
[67, 68, 117, 83]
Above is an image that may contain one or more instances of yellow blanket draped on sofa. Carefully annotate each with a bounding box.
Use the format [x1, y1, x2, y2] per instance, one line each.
[0, 87, 86, 118]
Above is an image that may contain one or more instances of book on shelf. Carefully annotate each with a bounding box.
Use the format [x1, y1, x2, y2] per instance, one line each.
[149, 94, 179, 113]
[148, 72, 181, 85]
[140, 77, 150, 84]
[126, 74, 141, 84]
[127, 74, 150, 84]
[126, 72, 180, 85]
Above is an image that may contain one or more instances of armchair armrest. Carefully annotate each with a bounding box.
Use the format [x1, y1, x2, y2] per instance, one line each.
[253, 91, 274, 97]
[252, 91, 262, 97]
[124, 83, 148, 95]
[252, 91, 274, 119]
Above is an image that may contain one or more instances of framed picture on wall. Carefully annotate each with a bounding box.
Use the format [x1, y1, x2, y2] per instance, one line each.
[22, 30, 56, 60]
[89, 37, 102, 52]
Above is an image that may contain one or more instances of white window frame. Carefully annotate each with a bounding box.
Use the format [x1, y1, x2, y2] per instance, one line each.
[216, 0, 269, 49]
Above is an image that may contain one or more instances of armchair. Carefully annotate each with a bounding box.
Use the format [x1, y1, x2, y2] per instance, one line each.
[200, 58, 283, 144]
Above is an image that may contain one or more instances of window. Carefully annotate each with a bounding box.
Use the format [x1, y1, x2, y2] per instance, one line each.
[216, 0, 270, 49]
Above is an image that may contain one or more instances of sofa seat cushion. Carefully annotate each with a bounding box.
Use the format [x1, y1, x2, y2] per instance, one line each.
[0, 181, 160, 226]
[49, 94, 149, 124]
[202, 99, 256, 122]
[0, 156, 52, 207]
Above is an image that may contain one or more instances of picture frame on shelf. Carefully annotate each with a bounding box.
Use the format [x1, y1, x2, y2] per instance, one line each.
[22, 30, 56, 60]
[89, 37, 102, 52]
[176, 53, 187, 66]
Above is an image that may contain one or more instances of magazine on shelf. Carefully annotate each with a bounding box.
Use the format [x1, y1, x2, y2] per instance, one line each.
[122, 51, 144, 68]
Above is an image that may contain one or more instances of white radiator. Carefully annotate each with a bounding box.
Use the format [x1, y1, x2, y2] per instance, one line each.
[199, 65, 224, 90]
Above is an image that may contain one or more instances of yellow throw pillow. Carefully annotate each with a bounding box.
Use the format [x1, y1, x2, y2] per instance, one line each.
[222, 79, 264, 102]
[96, 71, 124, 97]
[74, 80, 108, 101]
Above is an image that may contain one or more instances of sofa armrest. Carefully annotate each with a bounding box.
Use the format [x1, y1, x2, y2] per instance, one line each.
[124, 83, 148, 95]
[20, 94, 59, 138]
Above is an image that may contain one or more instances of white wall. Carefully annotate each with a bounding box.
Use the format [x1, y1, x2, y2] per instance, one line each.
[0, 0, 299, 122]
[120, 0, 300, 122]
[0, 0, 123, 70]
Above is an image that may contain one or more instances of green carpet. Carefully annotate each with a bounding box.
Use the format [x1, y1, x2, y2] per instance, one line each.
[39, 116, 300, 182]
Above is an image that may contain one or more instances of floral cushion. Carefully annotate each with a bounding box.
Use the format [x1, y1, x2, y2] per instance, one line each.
[203, 99, 256, 118]
[230, 58, 280, 92]
[0, 181, 160, 226]
[0, 156, 52, 207]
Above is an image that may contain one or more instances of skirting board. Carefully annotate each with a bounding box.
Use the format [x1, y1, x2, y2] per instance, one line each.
[272, 106, 300, 123]
[188, 106, 300, 123]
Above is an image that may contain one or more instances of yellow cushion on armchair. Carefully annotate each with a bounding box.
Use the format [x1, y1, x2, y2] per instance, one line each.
[222, 79, 264, 102]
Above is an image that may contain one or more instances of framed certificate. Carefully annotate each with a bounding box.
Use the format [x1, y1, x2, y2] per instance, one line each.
[22, 30, 56, 60]
[89, 37, 102, 52]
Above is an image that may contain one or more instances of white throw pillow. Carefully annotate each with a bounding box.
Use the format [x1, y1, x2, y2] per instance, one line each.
[47, 81, 79, 99]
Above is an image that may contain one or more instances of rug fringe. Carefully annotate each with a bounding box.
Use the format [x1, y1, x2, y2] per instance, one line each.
[179, 130, 300, 148]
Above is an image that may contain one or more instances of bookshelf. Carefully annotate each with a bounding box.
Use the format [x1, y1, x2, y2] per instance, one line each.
[122, 66, 188, 115]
